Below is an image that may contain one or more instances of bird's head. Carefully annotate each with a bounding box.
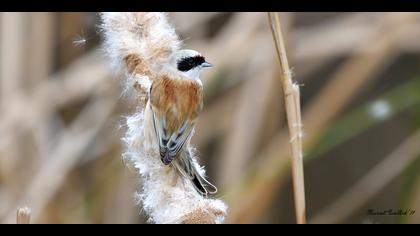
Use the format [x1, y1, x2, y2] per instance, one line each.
[169, 49, 212, 79]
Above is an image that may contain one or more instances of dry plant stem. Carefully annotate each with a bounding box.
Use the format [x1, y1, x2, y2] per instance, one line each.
[268, 12, 306, 224]
[16, 207, 31, 224]
[100, 12, 227, 224]
[27, 12, 53, 85]
[0, 12, 25, 187]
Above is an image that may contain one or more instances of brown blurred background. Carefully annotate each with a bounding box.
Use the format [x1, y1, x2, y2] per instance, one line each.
[1, 12, 420, 224]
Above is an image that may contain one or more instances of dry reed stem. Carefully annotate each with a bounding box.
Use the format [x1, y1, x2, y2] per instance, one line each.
[16, 207, 31, 224]
[27, 12, 53, 85]
[268, 12, 306, 224]
[0, 12, 26, 189]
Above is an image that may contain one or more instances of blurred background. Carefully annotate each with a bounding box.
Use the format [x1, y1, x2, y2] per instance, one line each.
[1, 12, 420, 224]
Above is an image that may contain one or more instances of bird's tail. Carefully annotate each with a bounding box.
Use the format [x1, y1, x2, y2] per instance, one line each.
[99, 13, 181, 96]
[173, 150, 218, 197]
[191, 167, 218, 197]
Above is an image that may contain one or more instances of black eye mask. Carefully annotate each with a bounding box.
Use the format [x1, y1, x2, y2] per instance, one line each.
[177, 55, 206, 72]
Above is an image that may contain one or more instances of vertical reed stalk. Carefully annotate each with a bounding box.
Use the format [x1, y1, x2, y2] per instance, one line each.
[267, 12, 306, 224]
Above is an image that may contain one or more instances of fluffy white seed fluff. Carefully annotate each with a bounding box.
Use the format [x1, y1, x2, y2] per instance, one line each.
[100, 12, 180, 98]
[100, 12, 227, 224]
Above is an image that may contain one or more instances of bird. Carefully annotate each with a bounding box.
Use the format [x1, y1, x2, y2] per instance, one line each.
[146, 49, 217, 197]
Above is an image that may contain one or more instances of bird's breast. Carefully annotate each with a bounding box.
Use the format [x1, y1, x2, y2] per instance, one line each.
[150, 74, 203, 133]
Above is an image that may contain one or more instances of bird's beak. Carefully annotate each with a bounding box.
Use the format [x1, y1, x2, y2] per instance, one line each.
[202, 62, 213, 68]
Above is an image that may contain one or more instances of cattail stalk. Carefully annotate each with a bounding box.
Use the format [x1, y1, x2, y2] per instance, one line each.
[100, 12, 227, 224]
[268, 12, 306, 224]
[16, 207, 31, 224]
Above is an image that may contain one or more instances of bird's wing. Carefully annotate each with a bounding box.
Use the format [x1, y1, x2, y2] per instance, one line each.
[151, 107, 169, 158]
[151, 106, 195, 165]
[166, 121, 195, 161]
